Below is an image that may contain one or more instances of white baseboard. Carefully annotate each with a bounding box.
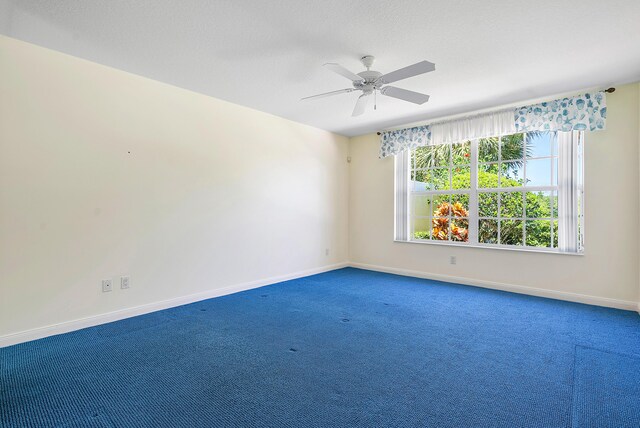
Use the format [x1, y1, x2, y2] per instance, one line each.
[2, 261, 637, 348]
[0, 262, 349, 348]
[349, 262, 639, 312]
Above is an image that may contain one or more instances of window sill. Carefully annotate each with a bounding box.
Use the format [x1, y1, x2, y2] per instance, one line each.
[394, 239, 584, 256]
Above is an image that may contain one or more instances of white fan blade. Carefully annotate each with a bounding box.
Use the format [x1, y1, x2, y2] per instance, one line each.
[324, 63, 364, 82]
[301, 88, 354, 101]
[380, 86, 430, 104]
[352, 93, 370, 116]
[377, 60, 435, 84]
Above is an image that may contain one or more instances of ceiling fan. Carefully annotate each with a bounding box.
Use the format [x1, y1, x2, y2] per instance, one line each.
[302, 55, 435, 116]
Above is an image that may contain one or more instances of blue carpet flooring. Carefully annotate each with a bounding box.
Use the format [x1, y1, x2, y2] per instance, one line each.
[1, 268, 639, 427]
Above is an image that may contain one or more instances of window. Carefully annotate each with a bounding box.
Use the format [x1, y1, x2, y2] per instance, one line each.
[395, 131, 583, 253]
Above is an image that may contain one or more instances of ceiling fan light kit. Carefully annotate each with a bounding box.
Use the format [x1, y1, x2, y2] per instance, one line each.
[302, 55, 435, 117]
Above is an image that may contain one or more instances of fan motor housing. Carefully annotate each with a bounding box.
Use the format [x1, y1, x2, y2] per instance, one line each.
[357, 70, 382, 82]
[354, 70, 383, 92]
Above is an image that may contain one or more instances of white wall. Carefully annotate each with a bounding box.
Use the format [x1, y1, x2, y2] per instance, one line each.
[0, 35, 349, 339]
[349, 83, 640, 309]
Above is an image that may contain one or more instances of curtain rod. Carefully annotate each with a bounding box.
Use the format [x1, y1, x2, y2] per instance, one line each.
[375, 87, 616, 135]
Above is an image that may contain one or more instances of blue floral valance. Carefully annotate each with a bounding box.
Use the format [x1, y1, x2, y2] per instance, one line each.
[379, 125, 431, 158]
[380, 91, 606, 158]
[514, 92, 606, 132]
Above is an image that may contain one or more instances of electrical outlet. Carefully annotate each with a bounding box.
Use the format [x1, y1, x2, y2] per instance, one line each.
[102, 279, 113, 292]
[450, 256, 457, 265]
[120, 276, 130, 289]
[325, 248, 330, 256]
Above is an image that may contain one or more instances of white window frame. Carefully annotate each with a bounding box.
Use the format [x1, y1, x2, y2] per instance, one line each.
[395, 131, 584, 254]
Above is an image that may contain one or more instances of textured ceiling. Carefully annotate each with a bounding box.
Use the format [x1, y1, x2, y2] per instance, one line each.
[1, 0, 640, 137]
